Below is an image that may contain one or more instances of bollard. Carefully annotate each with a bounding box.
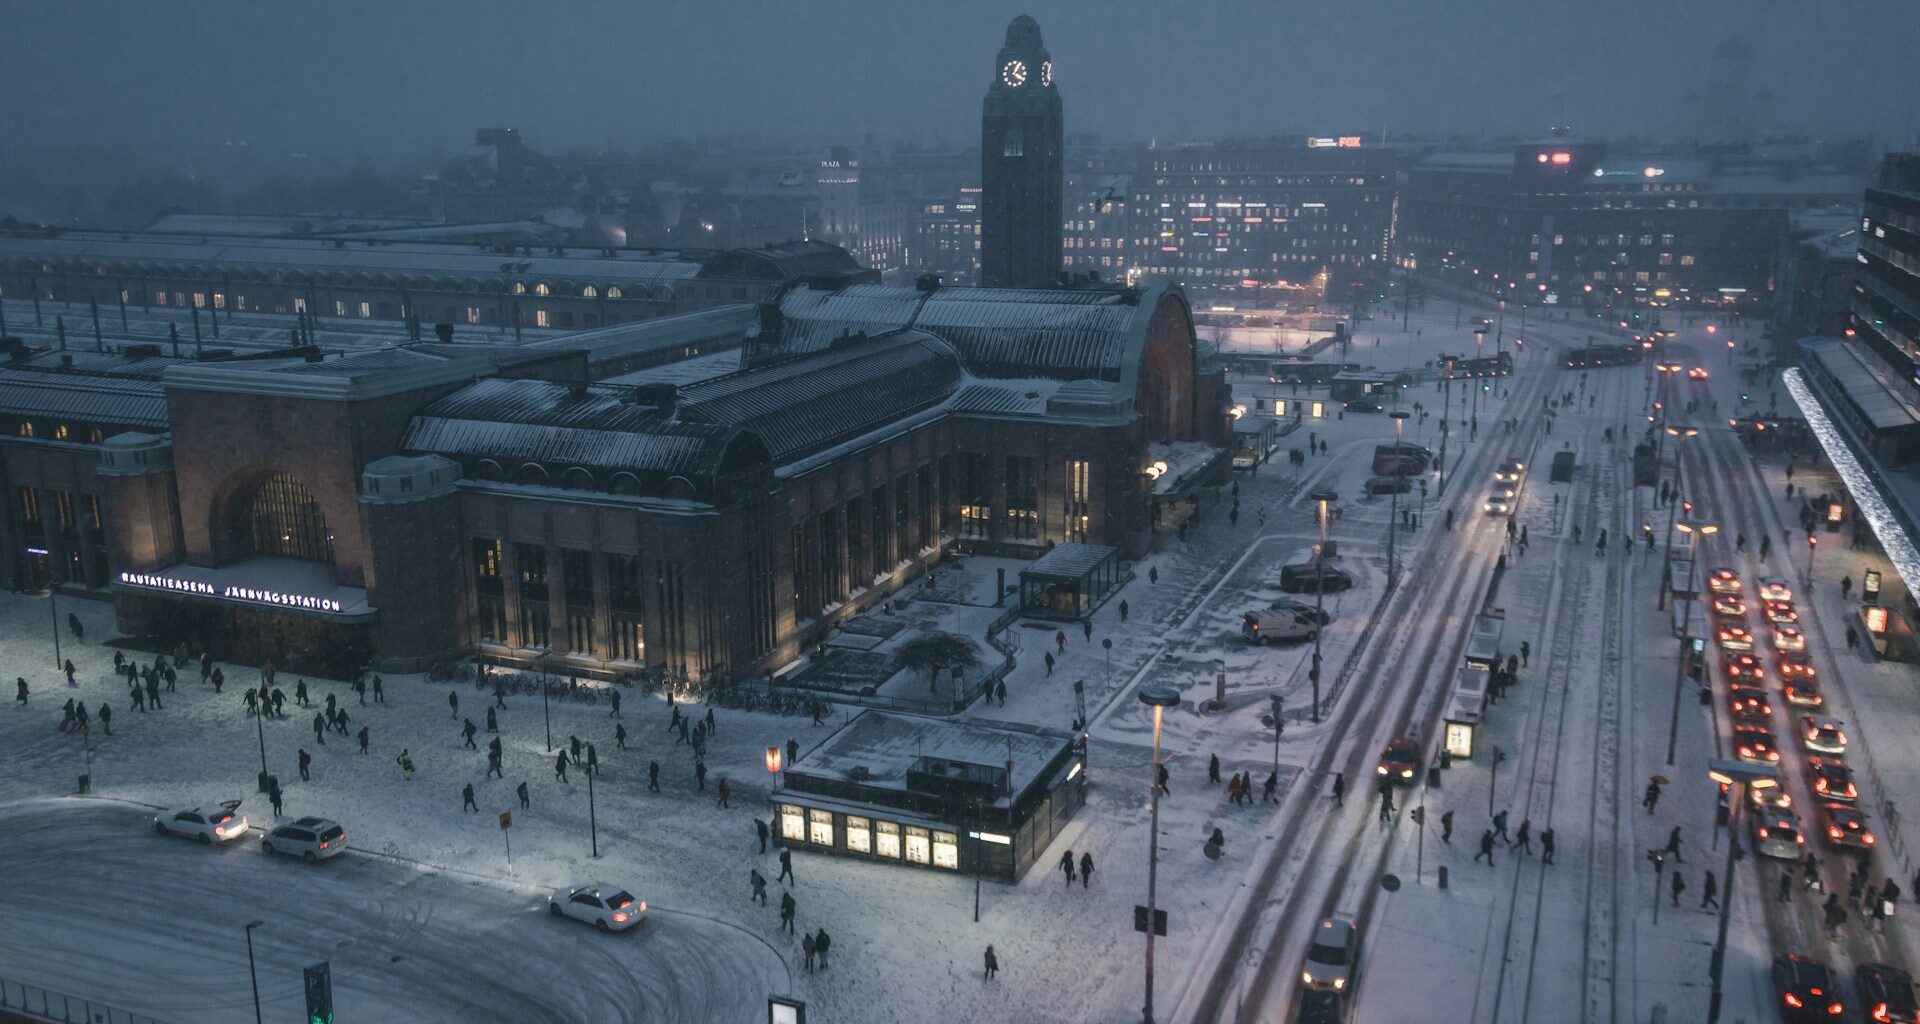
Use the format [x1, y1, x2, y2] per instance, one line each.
[1437, 865, 1449, 890]
[77, 773, 90, 795]
[1428, 765, 1442, 788]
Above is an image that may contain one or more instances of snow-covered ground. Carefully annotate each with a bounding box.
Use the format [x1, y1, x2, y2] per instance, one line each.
[0, 302, 1729, 1024]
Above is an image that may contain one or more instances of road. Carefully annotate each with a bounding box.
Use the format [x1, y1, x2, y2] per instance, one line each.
[0, 798, 786, 1024]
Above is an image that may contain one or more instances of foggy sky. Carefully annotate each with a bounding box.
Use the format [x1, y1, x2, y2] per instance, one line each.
[4, 0, 1915, 162]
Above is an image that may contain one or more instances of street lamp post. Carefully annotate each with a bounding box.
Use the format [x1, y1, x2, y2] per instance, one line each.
[1470, 326, 1488, 438]
[1309, 488, 1339, 723]
[46, 589, 62, 670]
[254, 700, 270, 793]
[243, 919, 265, 1024]
[1666, 517, 1718, 765]
[1138, 684, 1181, 1024]
[1805, 534, 1818, 590]
[1705, 760, 1782, 1024]
[587, 758, 599, 858]
[1388, 412, 1410, 586]
[1269, 692, 1283, 777]
[1658, 422, 1698, 610]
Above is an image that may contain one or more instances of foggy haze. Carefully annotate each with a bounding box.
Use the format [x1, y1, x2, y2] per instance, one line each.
[4, 0, 1915, 164]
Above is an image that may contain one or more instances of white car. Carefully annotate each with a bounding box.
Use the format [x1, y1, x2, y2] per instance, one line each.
[153, 800, 248, 845]
[1757, 577, 1793, 603]
[1484, 489, 1515, 516]
[550, 884, 647, 932]
[1751, 808, 1807, 861]
[1301, 915, 1358, 992]
[261, 816, 347, 862]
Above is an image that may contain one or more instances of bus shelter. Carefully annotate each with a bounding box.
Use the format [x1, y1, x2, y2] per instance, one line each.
[1018, 543, 1122, 621]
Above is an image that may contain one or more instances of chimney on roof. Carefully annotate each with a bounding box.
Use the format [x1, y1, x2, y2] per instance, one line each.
[914, 273, 942, 294]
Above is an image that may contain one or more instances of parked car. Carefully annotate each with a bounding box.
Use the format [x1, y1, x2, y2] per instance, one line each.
[1242, 610, 1318, 645]
[1344, 398, 1383, 413]
[550, 883, 647, 932]
[1853, 963, 1919, 1024]
[1771, 953, 1843, 1021]
[153, 800, 248, 845]
[261, 817, 347, 862]
[1364, 476, 1412, 496]
[1376, 737, 1421, 784]
[1751, 808, 1807, 860]
[1801, 714, 1847, 755]
[1300, 915, 1358, 992]
[1732, 724, 1780, 764]
[1269, 597, 1333, 625]
[1819, 803, 1874, 850]
[1806, 757, 1856, 803]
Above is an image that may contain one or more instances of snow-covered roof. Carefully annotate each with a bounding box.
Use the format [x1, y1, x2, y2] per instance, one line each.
[786, 710, 1074, 807]
[0, 368, 168, 429]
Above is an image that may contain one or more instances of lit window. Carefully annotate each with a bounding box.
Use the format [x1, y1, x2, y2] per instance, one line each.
[17, 421, 34, 438]
[808, 809, 834, 846]
[534, 283, 551, 297]
[845, 816, 872, 853]
[535, 309, 550, 328]
[53, 424, 69, 440]
[582, 285, 597, 298]
[513, 282, 526, 295]
[606, 287, 622, 299]
[466, 306, 480, 324]
[358, 301, 371, 318]
[780, 804, 805, 843]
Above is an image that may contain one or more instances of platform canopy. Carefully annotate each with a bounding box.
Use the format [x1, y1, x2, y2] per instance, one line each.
[1017, 543, 1121, 620]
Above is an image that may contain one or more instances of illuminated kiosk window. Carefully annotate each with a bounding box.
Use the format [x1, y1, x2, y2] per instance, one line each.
[779, 804, 805, 843]
[875, 821, 902, 859]
[932, 831, 959, 870]
[808, 808, 834, 846]
[1273, 399, 1287, 416]
[903, 825, 932, 865]
[845, 816, 872, 853]
[1310, 401, 1325, 418]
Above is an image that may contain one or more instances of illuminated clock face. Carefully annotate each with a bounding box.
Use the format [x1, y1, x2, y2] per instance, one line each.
[1001, 60, 1028, 87]
[1040, 60, 1052, 87]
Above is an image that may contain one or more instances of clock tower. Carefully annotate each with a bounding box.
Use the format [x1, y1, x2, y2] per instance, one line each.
[980, 15, 1063, 289]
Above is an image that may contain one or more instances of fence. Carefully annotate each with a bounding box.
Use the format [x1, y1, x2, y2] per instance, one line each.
[0, 976, 172, 1024]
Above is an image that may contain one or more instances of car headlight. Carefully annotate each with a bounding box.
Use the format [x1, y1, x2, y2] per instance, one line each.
[1376, 765, 1388, 774]
[1302, 971, 1314, 985]
[1333, 978, 1346, 990]
[1401, 769, 1414, 778]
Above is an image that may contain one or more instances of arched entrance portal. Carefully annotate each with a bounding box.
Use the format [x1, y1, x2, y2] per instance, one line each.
[226, 471, 336, 565]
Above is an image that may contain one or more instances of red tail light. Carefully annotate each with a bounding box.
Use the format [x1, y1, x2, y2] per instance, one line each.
[1872, 1001, 1889, 1021]
[1787, 992, 1804, 1008]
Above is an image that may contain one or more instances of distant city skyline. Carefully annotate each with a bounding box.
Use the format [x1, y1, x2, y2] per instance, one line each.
[2, 0, 1915, 167]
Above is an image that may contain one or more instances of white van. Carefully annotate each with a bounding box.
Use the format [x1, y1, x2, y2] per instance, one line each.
[1242, 610, 1319, 645]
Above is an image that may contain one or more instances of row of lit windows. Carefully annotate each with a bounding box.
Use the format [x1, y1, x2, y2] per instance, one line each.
[16, 422, 105, 443]
[507, 282, 626, 299]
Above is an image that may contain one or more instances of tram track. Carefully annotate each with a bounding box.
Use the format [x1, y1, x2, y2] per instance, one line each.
[1188, 338, 1570, 1024]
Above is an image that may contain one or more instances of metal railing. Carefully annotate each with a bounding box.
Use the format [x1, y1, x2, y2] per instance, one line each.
[0, 975, 172, 1024]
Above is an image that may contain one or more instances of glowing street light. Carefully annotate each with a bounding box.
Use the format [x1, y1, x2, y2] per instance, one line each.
[1666, 516, 1718, 765]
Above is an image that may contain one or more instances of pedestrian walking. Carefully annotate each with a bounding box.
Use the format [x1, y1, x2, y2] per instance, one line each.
[295, 679, 309, 707]
[1209, 753, 1222, 785]
[780, 892, 797, 934]
[983, 945, 999, 981]
[1263, 772, 1277, 802]
[448, 690, 459, 719]
[750, 869, 768, 905]
[1669, 871, 1686, 907]
[1149, 566, 1158, 585]
[570, 734, 583, 764]
[717, 777, 731, 808]
[1701, 870, 1719, 909]
[485, 707, 497, 733]
[1541, 828, 1555, 864]
[1079, 851, 1096, 888]
[609, 690, 621, 718]
[517, 781, 530, 809]
[1061, 850, 1077, 886]
[462, 718, 478, 750]
[145, 677, 161, 709]
[463, 783, 478, 813]
[397, 749, 415, 780]
[1642, 778, 1661, 813]
[778, 848, 795, 883]
[298, 748, 312, 781]
[802, 932, 817, 973]
[353, 679, 366, 705]
[358, 726, 370, 754]
[586, 743, 599, 776]
[1044, 652, 1055, 676]
[695, 759, 708, 791]
[648, 761, 661, 792]
[1520, 641, 1531, 667]
[615, 723, 627, 749]
[756, 818, 769, 854]
[372, 676, 384, 703]
[487, 750, 503, 779]
[1082, 620, 1093, 642]
[1378, 786, 1395, 823]
[1157, 762, 1170, 794]
[1664, 826, 1684, 864]
[97, 702, 111, 734]
[1824, 895, 1847, 937]
[554, 751, 569, 782]
[1119, 600, 1129, 622]
[1441, 810, 1454, 843]
[815, 929, 831, 969]
[1331, 772, 1345, 806]
[1510, 818, 1533, 854]
[1474, 829, 1496, 865]
[1492, 809, 1511, 842]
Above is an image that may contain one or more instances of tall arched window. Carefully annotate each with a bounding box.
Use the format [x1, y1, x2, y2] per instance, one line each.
[237, 472, 335, 564]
